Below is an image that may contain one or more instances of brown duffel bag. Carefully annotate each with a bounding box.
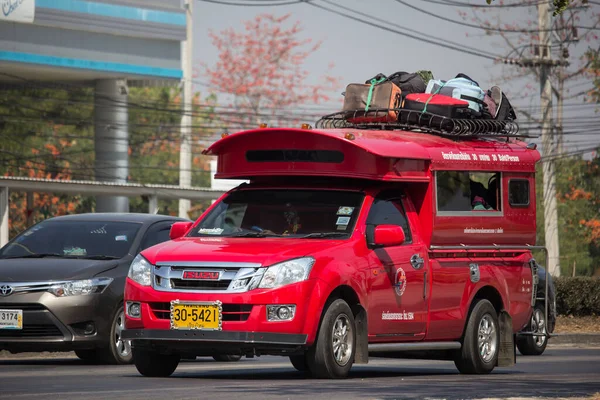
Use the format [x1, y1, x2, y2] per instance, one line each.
[342, 80, 402, 123]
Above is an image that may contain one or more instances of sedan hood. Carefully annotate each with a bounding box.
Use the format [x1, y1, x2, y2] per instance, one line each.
[142, 237, 347, 267]
[0, 258, 120, 282]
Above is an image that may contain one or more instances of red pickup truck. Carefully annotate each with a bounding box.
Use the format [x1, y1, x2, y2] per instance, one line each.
[123, 125, 545, 379]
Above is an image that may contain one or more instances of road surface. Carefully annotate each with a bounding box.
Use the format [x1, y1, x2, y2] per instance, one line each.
[0, 346, 599, 400]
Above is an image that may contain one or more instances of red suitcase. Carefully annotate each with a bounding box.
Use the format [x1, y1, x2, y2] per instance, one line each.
[402, 93, 472, 119]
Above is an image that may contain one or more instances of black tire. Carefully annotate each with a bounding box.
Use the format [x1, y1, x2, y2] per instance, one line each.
[306, 299, 356, 379]
[454, 299, 499, 374]
[212, 354, 242, 362]
[517, 304, 548, 356]
[74, 349, 99, 363]
[133, 348, 180, 377]
[99, 306, 133, 365]
[289, 354, 309, 372]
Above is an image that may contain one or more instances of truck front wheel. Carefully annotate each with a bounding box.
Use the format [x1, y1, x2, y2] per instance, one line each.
[133, 348, 180, 377]
[454, 299, 499, 374]
[306, 299, 356, 379]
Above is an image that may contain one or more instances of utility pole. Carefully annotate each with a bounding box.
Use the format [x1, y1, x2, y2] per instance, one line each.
[539, 1, 561, 277]
[179, 0, 193, 219]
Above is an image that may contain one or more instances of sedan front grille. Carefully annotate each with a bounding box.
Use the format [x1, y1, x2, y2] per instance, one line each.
[0, 324, 63, 338]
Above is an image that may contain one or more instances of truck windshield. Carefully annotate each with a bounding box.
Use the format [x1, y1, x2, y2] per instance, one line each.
[190, 189, 364, 239]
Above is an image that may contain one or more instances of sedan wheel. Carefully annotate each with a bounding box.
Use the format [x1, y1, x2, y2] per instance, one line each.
[114, 309, 132, 360]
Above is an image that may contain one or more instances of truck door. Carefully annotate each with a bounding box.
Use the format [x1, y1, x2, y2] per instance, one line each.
[366, 191, 429, 338]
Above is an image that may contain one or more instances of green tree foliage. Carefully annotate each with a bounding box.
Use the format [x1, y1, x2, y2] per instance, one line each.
[536, 152, 600, 276]
[0, 84, 218, 236]
[587, 48, 600, 103]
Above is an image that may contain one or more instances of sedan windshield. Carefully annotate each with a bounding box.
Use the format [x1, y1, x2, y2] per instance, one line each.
[190, 189, 364, 239]
[0, 220, 142, 259]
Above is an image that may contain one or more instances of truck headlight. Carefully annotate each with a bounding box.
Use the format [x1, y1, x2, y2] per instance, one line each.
[49, 277, 113, 297]
[127, 254, 153, 286]
[258, 257, 315, 289]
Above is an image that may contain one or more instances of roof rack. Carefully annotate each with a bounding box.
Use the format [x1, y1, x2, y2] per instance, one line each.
[315, 108, 536, 139]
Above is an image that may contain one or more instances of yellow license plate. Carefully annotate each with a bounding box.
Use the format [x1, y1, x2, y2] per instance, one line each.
[170, 301, 222, 330]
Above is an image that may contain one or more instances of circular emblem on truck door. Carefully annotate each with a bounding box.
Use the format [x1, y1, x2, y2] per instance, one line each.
[394, 268, 407, 297]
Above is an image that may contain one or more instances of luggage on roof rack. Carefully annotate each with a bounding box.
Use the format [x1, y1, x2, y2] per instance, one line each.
[315, 108, 530, 139]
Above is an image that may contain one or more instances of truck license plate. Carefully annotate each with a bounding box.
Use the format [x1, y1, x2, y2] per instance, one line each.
[0, 309, 23, 330]
[170, 301, 222, 330]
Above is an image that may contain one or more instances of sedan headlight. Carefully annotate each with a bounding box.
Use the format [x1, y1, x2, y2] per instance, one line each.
[127, 254, 153, 286]
[257, 257, 315, 289]
[49, 277, 113, 297]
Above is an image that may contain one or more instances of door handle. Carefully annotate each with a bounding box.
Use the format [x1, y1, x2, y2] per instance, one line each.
[410, 254, 424, 270]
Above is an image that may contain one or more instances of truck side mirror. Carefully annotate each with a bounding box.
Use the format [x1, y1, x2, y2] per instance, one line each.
[170, 221, 193, 240]
[372, 225, 406, 247]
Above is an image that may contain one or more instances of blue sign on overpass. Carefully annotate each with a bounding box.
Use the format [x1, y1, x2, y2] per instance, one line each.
[0, 0, 185, 83]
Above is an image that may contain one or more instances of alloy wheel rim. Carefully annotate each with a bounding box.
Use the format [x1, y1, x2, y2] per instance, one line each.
[532, 308, 547, 347]
[331, 313, 353, 366]
[477, 314, 498, 363]
[115, 310, 131, 358]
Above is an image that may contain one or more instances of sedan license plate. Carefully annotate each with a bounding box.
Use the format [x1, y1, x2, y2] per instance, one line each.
[0, 309, 23, 330]
[170, 301, 222, 330]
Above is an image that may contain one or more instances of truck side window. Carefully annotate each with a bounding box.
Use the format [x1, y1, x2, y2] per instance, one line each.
[366, 197, 413, 244]
[508, 179, 530, 207]
[436, 171, 502, 212]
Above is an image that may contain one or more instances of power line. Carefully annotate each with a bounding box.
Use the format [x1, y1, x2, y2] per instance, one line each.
[302, 0, 503, 61]
[393, 0, 600, 33]
[198, 0, 303, 5]
[418, 0, 550, 8]
[317, 0, 500, 59]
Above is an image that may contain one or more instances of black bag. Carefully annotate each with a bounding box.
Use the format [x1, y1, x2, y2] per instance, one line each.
[495, 92, 517, 121]
[366, 71, 428, 94]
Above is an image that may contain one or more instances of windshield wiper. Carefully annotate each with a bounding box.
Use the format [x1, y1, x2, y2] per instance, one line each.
[76, 255, 121, 260]
[300, 232, 349, 239]
[228, 232, 280, 238]
[1, 253, 64, 259]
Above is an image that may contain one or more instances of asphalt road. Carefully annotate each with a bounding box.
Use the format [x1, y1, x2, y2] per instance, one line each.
[1, 346, 599, 400]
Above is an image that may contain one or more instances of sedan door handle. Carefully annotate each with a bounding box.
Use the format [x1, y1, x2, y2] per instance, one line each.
[410, 254, 424, 270]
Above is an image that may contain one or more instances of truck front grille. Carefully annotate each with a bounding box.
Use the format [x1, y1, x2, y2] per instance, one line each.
[170, 279, 231, 291]
[153, 262, 263, 293]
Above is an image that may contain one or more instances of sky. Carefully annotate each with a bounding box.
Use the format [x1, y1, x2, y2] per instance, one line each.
[191, 0, 599, 157]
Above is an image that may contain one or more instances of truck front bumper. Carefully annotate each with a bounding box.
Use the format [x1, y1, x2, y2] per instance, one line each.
[122, 329, 308, 356]
[122, 329, 307, 345]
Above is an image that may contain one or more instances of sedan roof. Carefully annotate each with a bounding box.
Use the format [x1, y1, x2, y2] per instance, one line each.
[42, 213, 191, 225]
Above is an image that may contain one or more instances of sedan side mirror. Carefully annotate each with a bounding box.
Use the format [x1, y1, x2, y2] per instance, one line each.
[170, 221, 193, 240]
[373, 225, 406, 247]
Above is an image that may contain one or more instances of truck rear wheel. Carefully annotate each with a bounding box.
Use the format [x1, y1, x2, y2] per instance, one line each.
[306, 299, 355, 379]
[517, 304, 548, 356]
[454, 299, 499, 374]
[133, 348, 180, 377]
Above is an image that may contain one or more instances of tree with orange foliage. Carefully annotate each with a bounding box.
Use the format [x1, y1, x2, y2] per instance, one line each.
[537, 151, 600, 276]
[203, 13, 340, 129]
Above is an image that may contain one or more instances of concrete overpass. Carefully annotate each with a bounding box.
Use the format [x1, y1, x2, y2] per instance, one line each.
[0, 0, 187, 214]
